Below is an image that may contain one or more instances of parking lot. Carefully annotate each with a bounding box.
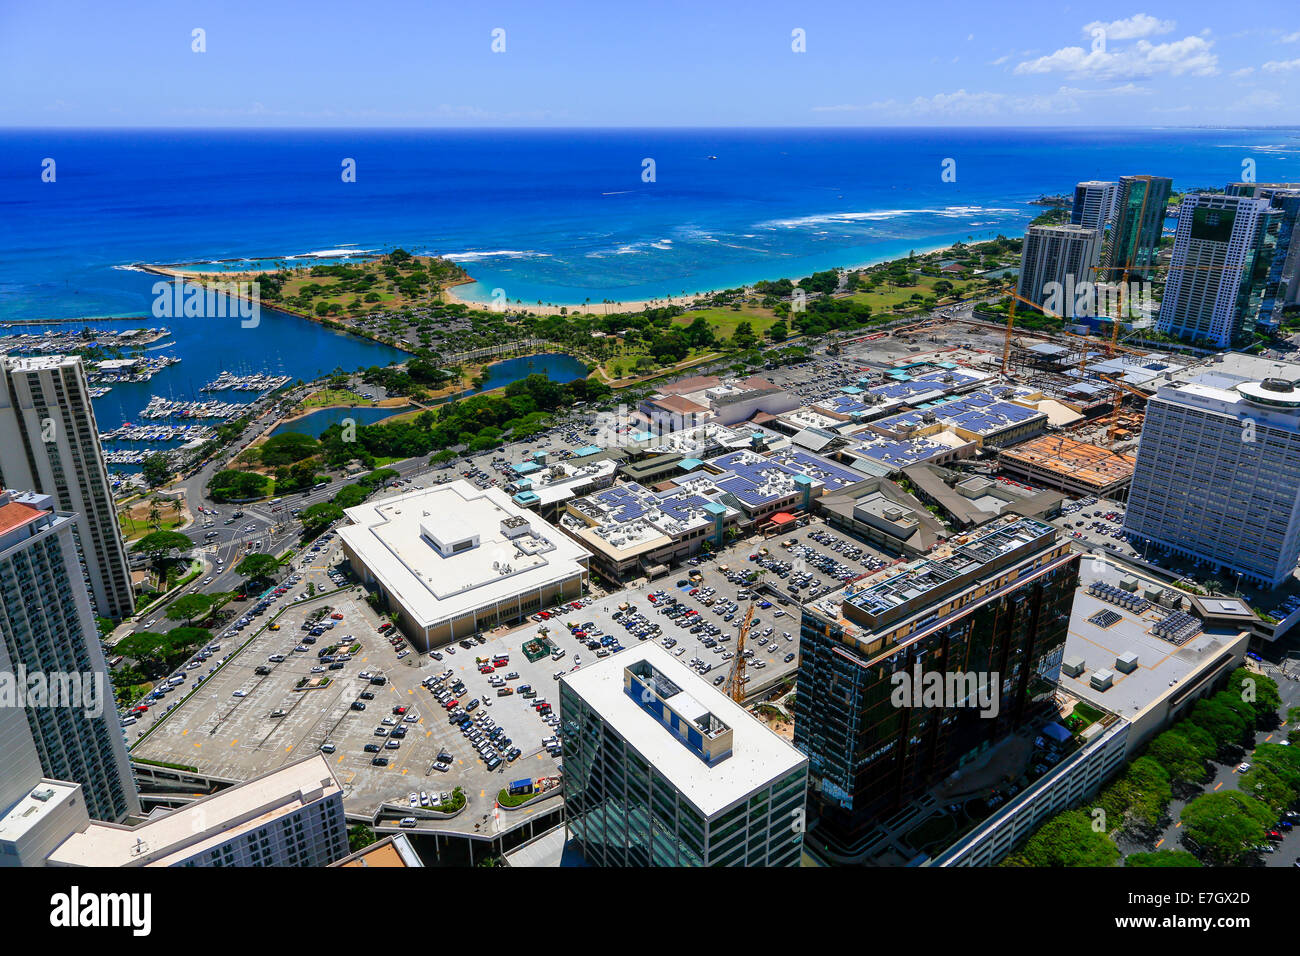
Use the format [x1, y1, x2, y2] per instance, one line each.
[125, 505, 908, 825]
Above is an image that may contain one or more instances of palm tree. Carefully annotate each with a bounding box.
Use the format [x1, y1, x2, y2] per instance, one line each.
[147, 500, 162, 531]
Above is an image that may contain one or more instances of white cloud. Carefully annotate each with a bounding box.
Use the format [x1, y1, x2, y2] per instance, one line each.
[1231, 67, 1255, 77]
[812, 84, 1148, 118]
[1015, 35, 1218, 78]
[1082, 14, 1175, 40]
[1281, 31, 1300, 43]
[1237, 89, 1283, 109]
[1263, 59, 1300, 72]
[990, 54, 1011, 65]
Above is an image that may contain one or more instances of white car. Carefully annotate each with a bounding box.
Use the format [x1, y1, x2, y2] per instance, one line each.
[232, 690, 246, 698]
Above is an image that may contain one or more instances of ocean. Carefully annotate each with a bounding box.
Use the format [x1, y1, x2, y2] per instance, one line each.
[1, 126, 1296, 446]
[4, 127, 1297, 318]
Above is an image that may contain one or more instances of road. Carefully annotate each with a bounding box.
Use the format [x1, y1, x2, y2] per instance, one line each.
[1140, 661, 1300, 867]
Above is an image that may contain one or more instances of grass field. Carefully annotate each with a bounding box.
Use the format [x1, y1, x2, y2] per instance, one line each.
[301, 388, 374, 409]
[845, 274, 976, 311]
[118, 508, 186, 541]
[670, 306, 780, 339]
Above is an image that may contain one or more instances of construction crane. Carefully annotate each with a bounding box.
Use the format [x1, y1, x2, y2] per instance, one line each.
[724, 601, 756, 704]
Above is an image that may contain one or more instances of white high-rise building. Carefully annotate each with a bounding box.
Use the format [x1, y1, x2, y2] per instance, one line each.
[1155, 192, 1280, 347]
[0, 355, 134, 619]
[559, 643, 808, 867]
[0, 489, 139, 822]
[1071, 180, 1117, 233]
[1124, 355, 1300, 588]
[1016, 224, 1101, 313]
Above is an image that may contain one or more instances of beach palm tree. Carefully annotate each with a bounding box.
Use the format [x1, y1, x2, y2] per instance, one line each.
[147, 499, 162, 531]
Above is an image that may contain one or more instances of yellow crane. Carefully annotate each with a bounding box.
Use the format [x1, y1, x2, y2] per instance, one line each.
[724, 602, 756, 704]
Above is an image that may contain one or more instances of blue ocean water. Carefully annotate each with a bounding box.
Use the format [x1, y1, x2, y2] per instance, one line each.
[270, 353, 590, 438]
[1, 126, 1297, 449]
[4, 127, 1297, 317]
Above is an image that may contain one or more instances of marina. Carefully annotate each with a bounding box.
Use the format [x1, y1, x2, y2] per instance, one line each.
[100, 423, 215, 444]
[86, 354, 181, 384]
[139, 396, 253, 421]
[200, 371, 292, 392]
[0, 326, 173, 352]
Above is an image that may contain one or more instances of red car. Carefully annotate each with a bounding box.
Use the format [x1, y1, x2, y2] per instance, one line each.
[493, 657, 509, 667]
[444, 698, 459, 709]
[330, 613, 344, 620]
[538, 611, 550, 620]
[393, 706, 408, 715]
[133, 704, 149, 713]
[479, 665, 495, 674]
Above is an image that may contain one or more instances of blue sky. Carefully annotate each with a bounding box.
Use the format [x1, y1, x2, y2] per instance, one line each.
[1, 1, 1297, 126]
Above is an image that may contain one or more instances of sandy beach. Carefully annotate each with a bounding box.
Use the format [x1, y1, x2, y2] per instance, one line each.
[442, 283, 710, 316]
[441, 241, 960, 317]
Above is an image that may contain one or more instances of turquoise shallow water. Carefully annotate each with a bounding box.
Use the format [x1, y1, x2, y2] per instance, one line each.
[4, 127, 1293, 318]
[3, 125, 1295, 455]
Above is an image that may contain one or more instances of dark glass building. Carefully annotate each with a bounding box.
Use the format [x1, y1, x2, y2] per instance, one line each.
[793, 516, 1078, 855]
[1101, 174, 1173, 282]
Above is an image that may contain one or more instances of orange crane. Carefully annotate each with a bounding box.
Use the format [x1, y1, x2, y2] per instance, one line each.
[724, 602, 756, 704]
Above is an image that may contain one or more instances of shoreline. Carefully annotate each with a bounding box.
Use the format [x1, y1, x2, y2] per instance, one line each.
[442, 241, 959, 315]
[135, 263, 417, 355]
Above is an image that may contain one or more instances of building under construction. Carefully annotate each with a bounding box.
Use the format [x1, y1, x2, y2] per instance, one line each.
[998, 434, 1138, 500]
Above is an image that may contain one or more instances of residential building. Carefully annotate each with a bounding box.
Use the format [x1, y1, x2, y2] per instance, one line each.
[0, 489, 139, 823]
[1102, 175, 1173, 282]
[1223, 183, 1300, 330]
[559, 643, 808, 866]
[1155, 192, 1281, 346]
[0, 355, 134, 619]
[1016, 224, 1101, 313]
[1071, 180, 1117, 233]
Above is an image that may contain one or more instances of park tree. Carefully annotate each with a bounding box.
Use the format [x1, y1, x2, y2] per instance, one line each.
[141, 453, 172, 488]
[209, 469, 269, 502]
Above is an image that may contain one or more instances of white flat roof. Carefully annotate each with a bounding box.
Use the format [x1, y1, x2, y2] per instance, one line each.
[560, 643, 806, 818]
[340, 481, 589, 628]
[0, 779, 81, 844]
[47, 755, 341, 867]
